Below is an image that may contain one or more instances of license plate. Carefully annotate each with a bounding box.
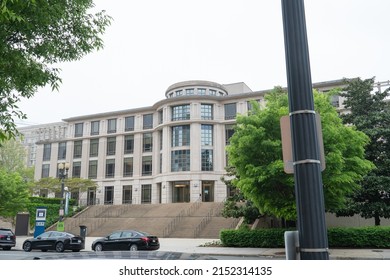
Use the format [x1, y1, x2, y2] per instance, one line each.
[7, 237, 10, 240]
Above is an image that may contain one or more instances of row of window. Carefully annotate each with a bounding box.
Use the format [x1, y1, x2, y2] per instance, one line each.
[41, 148, 214, 179]
[44, 124, 219, 161]
[72, 103, 238, 137]
[167, 88, 226, 98]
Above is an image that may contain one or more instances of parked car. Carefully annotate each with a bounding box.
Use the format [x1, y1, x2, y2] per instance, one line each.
[92, 230, 160, 251]
[22, 231, 85, 253]
[0, 228, 16, 250]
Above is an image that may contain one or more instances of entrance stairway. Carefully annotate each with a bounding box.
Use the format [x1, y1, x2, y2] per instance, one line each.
[62, 202, 239, 238]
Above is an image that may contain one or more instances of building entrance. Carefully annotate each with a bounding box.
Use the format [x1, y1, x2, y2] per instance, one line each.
[172, 181, 190, 203]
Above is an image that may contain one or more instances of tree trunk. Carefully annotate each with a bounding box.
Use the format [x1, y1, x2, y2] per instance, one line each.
[374, 213, 381, 226]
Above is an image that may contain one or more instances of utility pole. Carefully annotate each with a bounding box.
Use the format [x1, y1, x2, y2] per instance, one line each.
[281, 0, 329, 260]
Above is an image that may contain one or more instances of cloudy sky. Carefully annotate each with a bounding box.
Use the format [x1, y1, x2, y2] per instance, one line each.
[17, 0, 390, 126]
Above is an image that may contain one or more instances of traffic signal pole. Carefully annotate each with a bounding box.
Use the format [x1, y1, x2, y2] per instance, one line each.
[281, 0, 329, 259]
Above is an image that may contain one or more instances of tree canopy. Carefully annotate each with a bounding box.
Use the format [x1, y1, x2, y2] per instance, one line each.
[0, 168, 30, 218]
[0, 0, 112, 141]
[338, 77, 390, 225]
[226, 87, 374, 221]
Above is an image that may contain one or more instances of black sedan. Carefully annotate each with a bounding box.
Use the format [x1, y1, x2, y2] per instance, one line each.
[0, 228, 16, 250]
[22, 231, 85, 253]
[92, 230, 160, 251]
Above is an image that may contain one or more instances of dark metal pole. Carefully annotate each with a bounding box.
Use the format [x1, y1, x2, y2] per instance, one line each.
[60, 176, 64, 222]
[281, 0, 329, 260]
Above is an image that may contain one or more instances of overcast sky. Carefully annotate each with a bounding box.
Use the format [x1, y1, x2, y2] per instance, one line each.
[17, 0, 390, 126]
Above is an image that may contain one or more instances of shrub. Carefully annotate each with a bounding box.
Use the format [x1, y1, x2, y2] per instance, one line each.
[220, 227, 390, 248]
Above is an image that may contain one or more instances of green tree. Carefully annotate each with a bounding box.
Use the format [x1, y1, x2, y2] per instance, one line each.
[0, 168, 29, 218]
[32, 177, 97, 197]
[0, 138, 27, 172]
[338, 77, 390, 225]
[0, 0, 112, 141]
[226, 87, 374, 221]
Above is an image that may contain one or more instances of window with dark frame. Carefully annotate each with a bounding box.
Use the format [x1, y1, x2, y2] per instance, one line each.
[143, 114, 153, 129]
[91, 121, 100, 135]
[224, 103, 237, 120]
[88, 160, 98, 179]
[107, 118, 117, 133]
[123, 157, 133, 177]
[73, 140, 82, 159]
[74, 123, 83, 137]
[105, 159, 115, 178]
[125, 116, 135, 131]
[142, 156, 152, 176]
[106, 136, 116, 155]
[43, 143, 51, 161]
[72, 162, 81, 178]
[89, 138, 99, 157]
[124, 135, 134, 154]
[57, 142, 66, 160]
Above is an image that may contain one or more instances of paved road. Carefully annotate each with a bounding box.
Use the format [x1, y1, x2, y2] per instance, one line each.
[2, 236, 390, 260]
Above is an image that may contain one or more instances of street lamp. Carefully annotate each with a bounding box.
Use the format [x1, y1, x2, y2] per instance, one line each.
[58, 162, 70, 224]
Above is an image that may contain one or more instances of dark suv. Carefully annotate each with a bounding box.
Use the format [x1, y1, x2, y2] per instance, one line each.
[0, 228, 16, 250]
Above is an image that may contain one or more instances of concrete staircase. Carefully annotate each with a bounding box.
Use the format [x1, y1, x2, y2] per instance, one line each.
[61, 202, 239, 238]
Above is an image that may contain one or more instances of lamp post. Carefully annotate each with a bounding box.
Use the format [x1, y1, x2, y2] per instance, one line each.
[58, 163, 70, 225]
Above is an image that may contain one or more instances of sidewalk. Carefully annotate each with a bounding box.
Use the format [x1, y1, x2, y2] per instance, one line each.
[14, 236, 390, 260]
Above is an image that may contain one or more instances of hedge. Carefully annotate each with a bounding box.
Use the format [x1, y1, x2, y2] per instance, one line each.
[220, 227, 390, 248]
[26, 197, 78, 229]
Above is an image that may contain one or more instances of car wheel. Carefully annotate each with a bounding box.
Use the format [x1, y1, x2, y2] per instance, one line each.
[94, 243, 103, 252]
[55, 242, 65, 252]
[129, 244, 138, 251]
[23, 241, 32, 252]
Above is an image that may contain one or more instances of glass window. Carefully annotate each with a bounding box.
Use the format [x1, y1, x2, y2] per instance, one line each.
[171, 150, 190, 172]
[104, 186, 114, 205]
[41, 164, 50, 178]
[172, 125, 190, 147]
[74, 123, 83, 137]
[91, 121, 100, 135]
[72, 162, 81, 178]
[105, 159, 115, 178]
[143, 133, 153, 152]
[125, 116, 135, 131]
[331, 95, 340, 107]
[123, 157, 133, 177]
[141, 184, 152, 204]
[57, 142, 66, 160]
[201, 149, 213, 171]
[43, 143, 51, 161]
[73, 140, 82, 159]
[201, 124, 213, 146]
[122, 185, 132, 204]
[158, 110, 163, 124]
[185, 88, 194, 95]
[88, 160, 98, 179]
[143, 114, 153, 129]
[175, 90, 183, 96]
[224, 103, 237, 120]
[142, 156, 152, 176]
[89, 138, 99, 157]
[107, 136, 116, 155]
[201, 104, 213, 120]
[172, 104, 190, 121]
[159, 130, 163, 150]
[209, 89, 216, 96]
[124, 135, 134, 154]
[107, 119, 117, 133]
[197, 88, 206, 95]
[225, 124, 235, 145]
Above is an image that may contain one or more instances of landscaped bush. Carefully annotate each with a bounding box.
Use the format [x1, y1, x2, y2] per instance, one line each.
[220, 227, 390, 248]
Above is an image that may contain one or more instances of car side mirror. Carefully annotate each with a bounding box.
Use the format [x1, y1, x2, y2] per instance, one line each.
[37, 237, 41, 240]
